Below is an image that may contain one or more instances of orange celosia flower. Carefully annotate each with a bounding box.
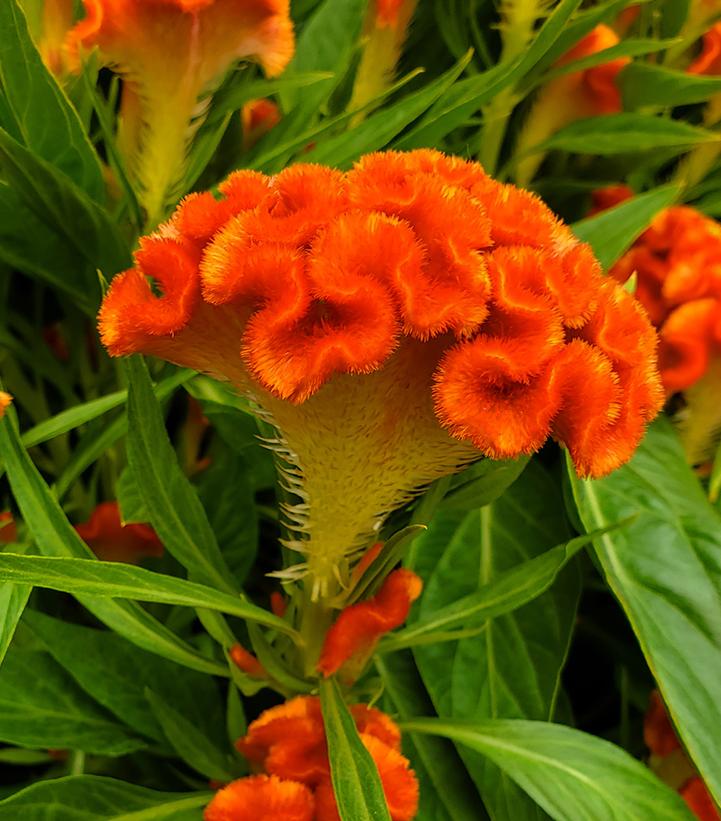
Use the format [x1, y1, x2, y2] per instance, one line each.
[270, 591, 287, 617]
[0, 392, 12, 419]
[0, 512, 18, 544]
[645, 691, 720, 821]
[75, 501, 164, 563]
[233, 696, 418, 821]
[596, 188, 721, 395]
[98, 149, 662, 598]
[241, 98, 281, 151]
[67, 0, 294, 223]
[515, 25, 629, 185]
[229, 643, 267, 678]
[204, 774, 315, 821]
[318, 569, 422, 681]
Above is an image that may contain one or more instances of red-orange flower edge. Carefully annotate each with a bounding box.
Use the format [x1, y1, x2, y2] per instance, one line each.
[645, 691, 720, 821]
[203, 696, 418, 820]
[99, 149, 662, 478]
[318, 568, 422, 680]
[595, 187, 721, 394]
[75, 501, 164, 563]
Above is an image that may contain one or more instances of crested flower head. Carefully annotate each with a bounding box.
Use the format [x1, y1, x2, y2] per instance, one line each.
[67, 0, 294, 222]
[204, 773, 315, 821]
[99, 149, 662, 597]
[219, 695, 418, 821]
[75, 501, 164, 563]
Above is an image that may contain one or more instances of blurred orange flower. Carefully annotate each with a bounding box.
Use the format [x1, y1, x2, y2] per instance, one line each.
[688, 23, 721, 75]
[75, 501, 164, 563]
[0, 392, 12, 419]
[0, 512, 18, 544]
[241, 98, 282, 150]
[597, 189, 721, 395]
[645, 691, 720, 821]
[515, 25, 629, 184]
[67, 0, 294, 223]
[229, 643, 266, 679]
[213, 696, 418, 821]
[99, 149, 662, 597]
[318, 569, 422, 681]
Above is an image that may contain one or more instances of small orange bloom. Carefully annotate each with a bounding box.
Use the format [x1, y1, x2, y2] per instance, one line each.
[270, 591, 287, 618]
[234, 696, 418, 820]
[204, 774, 315, 821]
[645, 691, 720, 821]
[241, 98, 281, 151]
[0, 392, 12, 419]
[75, 501, 164, 563]
[67, 0, 294, 222]
[318, 569, 422, 681]
[688, 23, 721, 75]
[229, 644, 266, 679]
[0, 512, 18, 544]
[99, 150, 662, 596]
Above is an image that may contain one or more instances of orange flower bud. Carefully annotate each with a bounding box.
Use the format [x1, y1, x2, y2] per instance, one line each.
[229, 644, 266, 679]
[99, 150, 662, 597]
[0, 392, 12, 419]
[75, 501, 164, 563]
[204, 773, 315, 821]
[241, 98, 281, 150]
[688, 23, 721, 76]
[0, 512, 17, 544]
[317, 569, 422, 680]
[67, 0, 294, 222]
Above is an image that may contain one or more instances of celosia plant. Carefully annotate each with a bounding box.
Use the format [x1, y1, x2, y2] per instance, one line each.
[3, 1, 721, 819]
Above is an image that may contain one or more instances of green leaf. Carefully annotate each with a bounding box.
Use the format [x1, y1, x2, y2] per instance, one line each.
[24, 610, 225, 749]
[536, 114, 720, 156]
[0, 409, 230, 676]
[384, 529, 604, 653]
[0, 645, 145, 756]
[571, 184, 680, 270]
[0, 128, 129, 311]
[125, 357, 236, 592]
[0, 182, 96, 309]
[0, 776, 210, 820]
[303, 52, 472, 167]
[319, 678, 392, 821]
[0, 0, 105, 199]
[620, 62, 721, 110]
[441, 456, 529, 511]
[567, 417, 721, 807]
[0, 553, 298, 637]
[402, 719, 694, 821]
[376, 652, 484, 821]
[396, 0, 582, 150]
[116, 466, 150, 525]
[411, 462, 580, 820]
[146, 690, 236, 781]
[0, 582, 30, 666]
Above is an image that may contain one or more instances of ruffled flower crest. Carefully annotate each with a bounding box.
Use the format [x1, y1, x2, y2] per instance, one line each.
[99, 149, 662, 599]
[66, 0, 294, 223]
[203, 696, 419, 821]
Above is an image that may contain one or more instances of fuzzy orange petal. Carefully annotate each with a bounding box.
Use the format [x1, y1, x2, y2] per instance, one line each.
[204, 774, 315, 821]
[350, 704, 402, 750]
[433, 338, 564, 460]
[98, 237, 201, 357]
[75, 501, 164, 563]
[317, 569, 422, 679]
[658, 299, 718, 393]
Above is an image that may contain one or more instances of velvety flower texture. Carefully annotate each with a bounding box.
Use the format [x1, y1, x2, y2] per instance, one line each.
[67, 0, 294, 221]
[203, 696, 418, 821]
[75, 501, 164, 563]
[99, 150, 662, 596]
